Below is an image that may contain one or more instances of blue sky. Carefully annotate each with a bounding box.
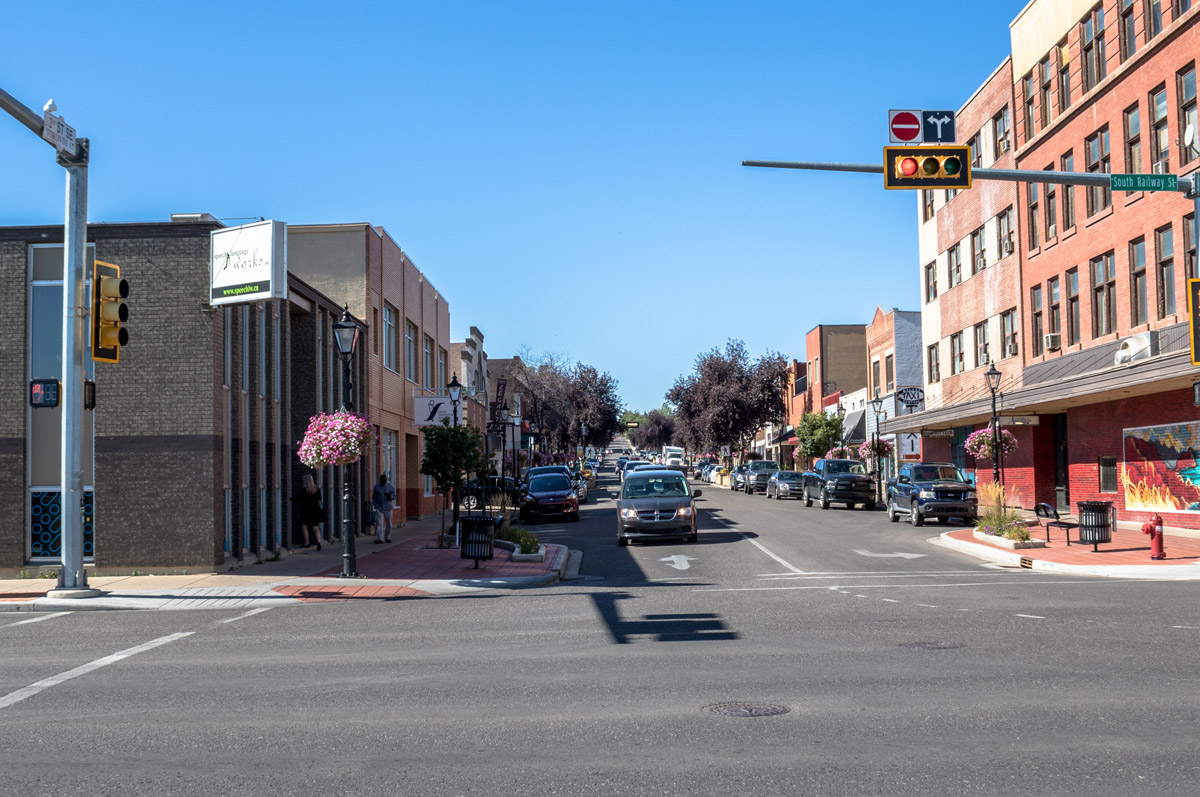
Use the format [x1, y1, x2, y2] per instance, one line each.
[1, 1, 1021, 412]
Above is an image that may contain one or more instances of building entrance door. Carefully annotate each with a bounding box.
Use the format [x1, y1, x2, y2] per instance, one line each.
[1053, 413, 1069, 512]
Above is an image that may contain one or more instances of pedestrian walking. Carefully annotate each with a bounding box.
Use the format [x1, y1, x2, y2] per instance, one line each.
[292, 474, 326, 551]
[372, 473, 396, 544]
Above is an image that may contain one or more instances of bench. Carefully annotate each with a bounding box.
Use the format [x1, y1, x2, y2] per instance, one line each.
[1035, 502, 1078, 546]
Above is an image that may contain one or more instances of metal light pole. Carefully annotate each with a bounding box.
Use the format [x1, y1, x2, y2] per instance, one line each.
[499, 402, 511, 514]
[985, 363, 1002, 485]
[870, 396, 884, 508]
[332, 307, 360, 578]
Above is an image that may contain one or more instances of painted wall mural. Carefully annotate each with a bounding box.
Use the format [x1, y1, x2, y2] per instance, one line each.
[1123, 422, 1200, 513]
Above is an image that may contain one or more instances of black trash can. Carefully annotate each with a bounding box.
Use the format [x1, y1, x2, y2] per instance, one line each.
[460, 515, 495, 567]
[1076, 501, 1113, 551]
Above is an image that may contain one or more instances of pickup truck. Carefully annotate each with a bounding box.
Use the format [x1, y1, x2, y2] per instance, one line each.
[801, 458, 875, 510]
[743, 460, 781, 494]
[886, 462, 978, 526]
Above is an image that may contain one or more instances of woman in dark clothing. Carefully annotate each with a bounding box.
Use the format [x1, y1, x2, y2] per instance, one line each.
[293, 474, 326, 550]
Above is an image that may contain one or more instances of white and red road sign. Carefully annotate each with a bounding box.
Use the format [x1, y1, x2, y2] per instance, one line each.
[889, 110, 922, 143]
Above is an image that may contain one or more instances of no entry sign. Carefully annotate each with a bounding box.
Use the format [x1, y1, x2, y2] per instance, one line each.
[889, 110, 922, 143]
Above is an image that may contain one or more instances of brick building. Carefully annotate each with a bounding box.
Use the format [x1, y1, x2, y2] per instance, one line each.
[864, 307, 922, 486]
[804, 323, 868, 443]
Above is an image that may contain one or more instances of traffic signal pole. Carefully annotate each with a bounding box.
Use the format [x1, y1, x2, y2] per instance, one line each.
[1, 88, 98, 597]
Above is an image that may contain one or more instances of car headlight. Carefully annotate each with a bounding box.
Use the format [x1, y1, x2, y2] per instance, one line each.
[919, 489, 936, 499]
[965, 491, 976, 500]
[678, 505, 695, 517]
[620, 507, 638, 519]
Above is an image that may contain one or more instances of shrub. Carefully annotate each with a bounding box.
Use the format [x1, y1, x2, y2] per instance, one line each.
[974, 481, 1028, 540]
[498, 526, 540, 554]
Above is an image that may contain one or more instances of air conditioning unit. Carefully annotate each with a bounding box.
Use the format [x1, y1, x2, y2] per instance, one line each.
[1153, 160, 1168, 174]
[1043, 333, 1062, 352]
[975, 254, 987, 271]
[978, 352, 990, 365]
[1047, 223, 1057, 239]
[999, 138, 1010, 153]
[1114, 330, 1160, 366]
[930, 367, 940, 382]
[1006, 341, 1019, 357]
[1002, 236, 1014, 255]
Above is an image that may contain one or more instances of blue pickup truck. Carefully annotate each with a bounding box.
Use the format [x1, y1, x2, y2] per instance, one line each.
[886, 462, 978, 526]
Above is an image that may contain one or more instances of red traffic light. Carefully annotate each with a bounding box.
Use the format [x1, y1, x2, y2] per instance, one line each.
[899, 157, 918, 176]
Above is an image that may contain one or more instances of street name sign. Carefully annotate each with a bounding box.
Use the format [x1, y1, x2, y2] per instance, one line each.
[41, 110, 77, 156]
[1110, 173, 1178, 192]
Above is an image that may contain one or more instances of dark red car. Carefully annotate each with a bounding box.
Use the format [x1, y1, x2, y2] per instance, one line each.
[519, 473, 580, 522]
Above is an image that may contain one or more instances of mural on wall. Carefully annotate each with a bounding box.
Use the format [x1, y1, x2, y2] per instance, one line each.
[1122, 422, 1200, 513]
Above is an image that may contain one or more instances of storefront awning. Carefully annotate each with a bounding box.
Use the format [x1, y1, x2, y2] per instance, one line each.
[841, 410, 866, 445]
[770, 427, 794, 445]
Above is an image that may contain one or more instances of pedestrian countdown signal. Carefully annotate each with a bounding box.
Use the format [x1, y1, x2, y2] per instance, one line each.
[884, 145, 972, 190]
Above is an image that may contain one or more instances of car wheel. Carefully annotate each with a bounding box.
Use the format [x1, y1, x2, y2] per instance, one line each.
[464, 495, 480, 511]
[888, 498, 899, 522]
[688, 531, 698, 544]
[820, 489, 830, 510]
[618, 535, 628, 547]
[570, 512, 580, 523]
[937, 516, 949, 525]
[910, 504, 924, 527]
[847, 503, 855, 511]
[865, 501, 877, 511]
[803, 488, 813, 508]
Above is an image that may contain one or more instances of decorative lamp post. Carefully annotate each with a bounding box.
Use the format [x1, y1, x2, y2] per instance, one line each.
[870, 395, 884, 508]
[447, 373, 462, 426]
[499, 402, 511, 513]
[984, 362, 1002, 485]
[332, 306, 361, 578]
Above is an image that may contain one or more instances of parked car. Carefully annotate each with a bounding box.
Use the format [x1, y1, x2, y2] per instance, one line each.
[766, 470, 805, 499]
[729, 464, 750, 491]
[743, 460, 781, 494]
[616, 470, 701, 546]
[801, 458, 874, 509]
[461, 476, 520, 510]
[701, 464, 720, 483]
[886, 462, 978, 526]
[520, 473, 580, 522]
[692, 462, 708, 480]
[616, 456, 630, 475]
[524, 465, 572, 486]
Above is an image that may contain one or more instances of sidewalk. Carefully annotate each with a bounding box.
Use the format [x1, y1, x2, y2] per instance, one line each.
[0, 514, 570, 612]
[934, 519, 1200, 579]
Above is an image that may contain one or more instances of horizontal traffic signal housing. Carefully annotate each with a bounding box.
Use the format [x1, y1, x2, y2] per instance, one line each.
[884, 145, 972, 190]
[92, 260, 128, 363]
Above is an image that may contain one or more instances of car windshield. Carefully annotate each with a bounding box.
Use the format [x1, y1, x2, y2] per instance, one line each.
[776, 471, 802, 479]
[623, 476, 689, 499]
[529, 475, 571, 492]
[750, 461, 779, 470]
[826, 461, 866, 475]
[913, 466, 966, 482]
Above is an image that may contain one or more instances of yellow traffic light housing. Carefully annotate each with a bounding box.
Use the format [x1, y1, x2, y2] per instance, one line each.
[884, 145, 972, 190]
[91, 260, 128, 363]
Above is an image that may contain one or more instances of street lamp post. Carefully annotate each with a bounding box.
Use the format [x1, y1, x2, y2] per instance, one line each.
[447, 373, 462, 522]
[332, 307, 361, 579]
[985, 363, 1002, 485]
[499, 402, 511, 514]
[869, 396, 884, 508]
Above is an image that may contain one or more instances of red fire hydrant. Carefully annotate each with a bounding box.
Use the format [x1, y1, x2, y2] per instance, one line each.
[1142, 513, 1166, 560]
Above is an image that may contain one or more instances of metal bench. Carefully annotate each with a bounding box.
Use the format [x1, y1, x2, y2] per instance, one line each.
[1035, 502, 1078, 545]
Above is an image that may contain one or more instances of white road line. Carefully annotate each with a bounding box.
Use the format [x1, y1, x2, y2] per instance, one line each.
[2, 611, 71, 628]
[854, 594, 868, 598]
[0, 631, 194, 710]
[1172, 625, 1200, 629]
[917, 604, 938, 608]
[756, 571, 1017, 581]
[1015, 614, 1046, 619]
[696, 578, 1131, 593]
[881, 598, 899, 603]
[219, 607, 272, 624]
[739, 533, 806, 574]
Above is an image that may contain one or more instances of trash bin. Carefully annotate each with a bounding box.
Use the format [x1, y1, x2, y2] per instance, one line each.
[460, 515, 495, 567]
[1076, 501, 1113, 551]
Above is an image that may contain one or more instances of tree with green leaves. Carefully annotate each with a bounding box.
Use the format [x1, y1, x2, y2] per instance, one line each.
[793, 411, 844, 466]
[420, 421, 485, 541]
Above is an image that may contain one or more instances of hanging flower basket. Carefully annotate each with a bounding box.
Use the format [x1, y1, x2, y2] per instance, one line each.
[823, 446, 859, 460]
[858, 437, 894, 461]
[964, 428, 1017, 461]
[297, 410, 375, 468]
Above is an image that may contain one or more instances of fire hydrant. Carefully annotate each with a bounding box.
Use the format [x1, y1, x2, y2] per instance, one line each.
[1142, 513, 1166, 560]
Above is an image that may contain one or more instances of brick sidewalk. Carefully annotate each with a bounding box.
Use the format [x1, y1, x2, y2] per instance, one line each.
[945, 524, 1200, 566]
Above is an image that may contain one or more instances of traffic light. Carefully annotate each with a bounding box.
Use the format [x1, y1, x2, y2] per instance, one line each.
[884, 145, 972, 190]
[91, 260, 128, 363]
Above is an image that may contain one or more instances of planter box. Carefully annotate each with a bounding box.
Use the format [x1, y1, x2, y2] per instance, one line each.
[972, 530, 1046, 550]
[494, 539, 547, 562]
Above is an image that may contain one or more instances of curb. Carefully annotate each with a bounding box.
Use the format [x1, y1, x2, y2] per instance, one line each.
[931, 531, 1200, 580]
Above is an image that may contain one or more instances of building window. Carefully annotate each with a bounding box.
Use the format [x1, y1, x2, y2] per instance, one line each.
[1146, 0, 1164, 40]
[1131, 238, 1149, 326]
[1178, 0, 1194, 16]
[422, 336, 434, 390]
[885, 354, 894, 392]
[927, 344, 941, 383]
[1179, 66, 1198, 165]
[1061, 152, 1076, 229]
[1001, 309, 1018, 358]
[974, 322, 989, 368]
[925, 261, 938, 302]
[1157, 226, 1176, 317]
[922, 190, 935, 222]
[1032, 285, 1044, 357]
[1082, 5, 1107, 92]
[1085, 127, 1111, 215]
[1099, 456, 1119, 493]
[1067, 268, 1081, 346]
[405, 321, 417, 382]
[945, 188, 958, 203]
[1058, 40, 1072, 112]
[1091, 252, 1117, 337]
[950, 332, 965, 375]
[993, 106, 1010, 159]
[382, 304, 397, 371]
[1186, 213, 1197, 280]
[948, 244, 962, 288]
[1151, 85, 1169, 172]
[1048, 276, 1062, 335]
[1040, 55, 1053, 128]
[1028, 182, 1041, 249]
[382, 429, 398, 484]
[1044, 169, 1058, 240]
[970, 132, 983, 168]
[872, 359, 881, 397]
[999, 207, 1014, 256]
[1124, 104, 1142, 173]
[971, 227, 987, 274]
[1119, 0, 1137, 61]
[438, 347, 447, 391]
[1023, 72, 1037, 142]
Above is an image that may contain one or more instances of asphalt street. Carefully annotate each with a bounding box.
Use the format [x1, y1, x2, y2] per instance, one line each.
[3, 463, 1200, 796]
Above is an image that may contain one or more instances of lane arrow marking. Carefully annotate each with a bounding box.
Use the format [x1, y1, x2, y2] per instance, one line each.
[660, 555, 697, 571]
[853, 549, 927, 559]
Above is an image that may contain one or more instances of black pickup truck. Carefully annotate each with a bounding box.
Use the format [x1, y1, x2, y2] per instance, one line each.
[801, 458, 875, 510]
[886, 462, 978, 526]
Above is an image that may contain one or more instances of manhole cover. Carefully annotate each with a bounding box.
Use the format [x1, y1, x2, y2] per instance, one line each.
[701, 702, 791, 718]
[899, 641, 965, 650]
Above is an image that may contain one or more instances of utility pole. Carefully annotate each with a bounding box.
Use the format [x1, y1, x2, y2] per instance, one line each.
[0, 88, 98, 597]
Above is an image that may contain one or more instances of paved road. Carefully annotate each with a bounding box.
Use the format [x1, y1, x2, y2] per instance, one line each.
[3, 463, 1200, 795]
